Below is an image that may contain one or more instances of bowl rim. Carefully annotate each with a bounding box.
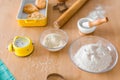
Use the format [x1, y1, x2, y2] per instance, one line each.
[68, 36, 118, 73]
[40, 28, 69, 50]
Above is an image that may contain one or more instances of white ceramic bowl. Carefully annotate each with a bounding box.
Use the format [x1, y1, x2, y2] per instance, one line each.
[69, 36, 118, 73]
[77, 18, 96, 34]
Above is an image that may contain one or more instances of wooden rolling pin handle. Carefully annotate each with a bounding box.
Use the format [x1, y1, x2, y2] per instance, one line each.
[54, 0, 88, 28]
[89, 17, 108, 27]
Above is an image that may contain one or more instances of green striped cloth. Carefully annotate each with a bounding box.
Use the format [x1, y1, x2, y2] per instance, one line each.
[0, 60, 15, 80]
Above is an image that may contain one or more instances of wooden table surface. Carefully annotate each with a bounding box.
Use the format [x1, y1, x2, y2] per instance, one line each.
[0, 0, 120, 80]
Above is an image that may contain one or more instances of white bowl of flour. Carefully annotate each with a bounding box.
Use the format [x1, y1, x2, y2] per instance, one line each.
[69, 36, 118, 73]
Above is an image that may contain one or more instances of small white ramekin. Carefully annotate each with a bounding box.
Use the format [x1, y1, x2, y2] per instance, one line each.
[77, 18, 96, 34]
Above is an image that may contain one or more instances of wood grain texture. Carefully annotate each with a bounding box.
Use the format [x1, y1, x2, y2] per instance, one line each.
[0, 0, 120, 80]
[54, 0, 88, 28]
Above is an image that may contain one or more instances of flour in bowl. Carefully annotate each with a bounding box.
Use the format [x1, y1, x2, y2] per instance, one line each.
[73, 42, 112, 72]
[42, 33, 66, 49]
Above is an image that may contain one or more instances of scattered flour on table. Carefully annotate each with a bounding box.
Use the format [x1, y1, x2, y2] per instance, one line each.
[42, 33, 66, 48]
[73, 42, 112, 72]
[87, 6, 106, 20]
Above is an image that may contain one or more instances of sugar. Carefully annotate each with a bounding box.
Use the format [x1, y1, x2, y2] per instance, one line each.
[82, 22, 90, 28]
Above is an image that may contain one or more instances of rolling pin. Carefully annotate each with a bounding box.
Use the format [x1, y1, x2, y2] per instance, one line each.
[54, 0, 88, 28]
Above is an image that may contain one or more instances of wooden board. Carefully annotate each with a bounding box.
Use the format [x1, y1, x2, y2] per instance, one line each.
[0, 0, 120, 80]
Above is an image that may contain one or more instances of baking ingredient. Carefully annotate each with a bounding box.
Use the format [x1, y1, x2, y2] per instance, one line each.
[73, 42, 112, 72]
[14, 37, 29, 47]
[87, 6, 105, 20]
[42, 33, 66, 49]
[82, 22, 89, 28]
